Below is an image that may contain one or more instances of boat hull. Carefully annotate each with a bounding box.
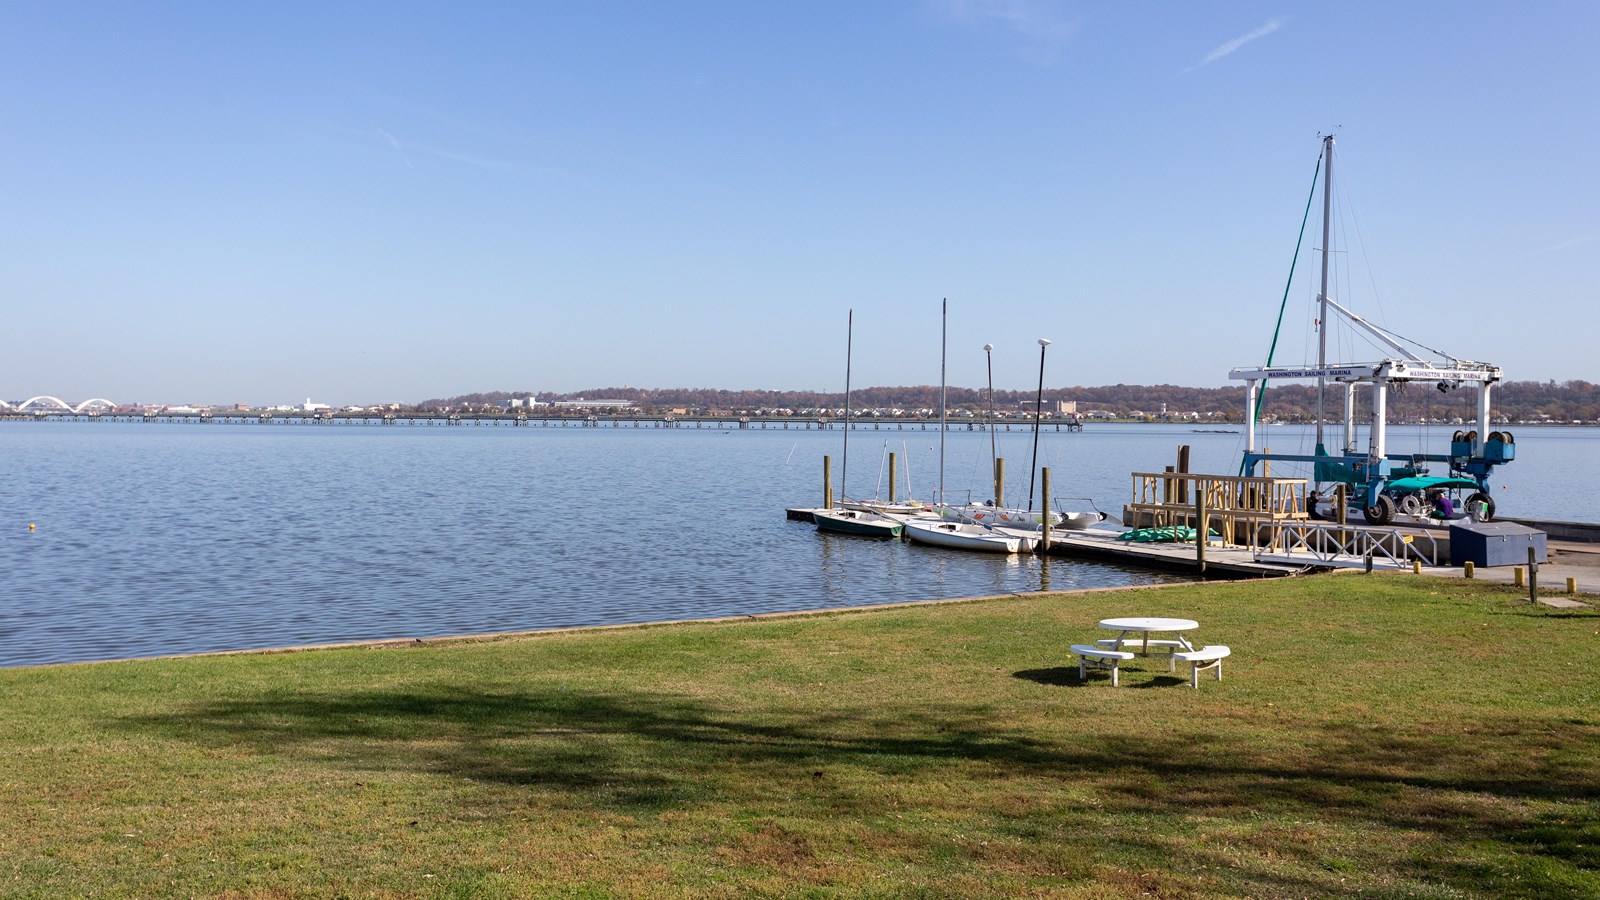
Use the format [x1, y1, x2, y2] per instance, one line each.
[1055, 511, 1107, 531]
[814, 508, 904, 539]
[903, 520, 1022, 553]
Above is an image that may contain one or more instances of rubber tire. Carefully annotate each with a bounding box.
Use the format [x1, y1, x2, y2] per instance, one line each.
[1465, 492, 1496, 522]
[1364, 494, 1396, 526]
[1398, 493, 1425, 517]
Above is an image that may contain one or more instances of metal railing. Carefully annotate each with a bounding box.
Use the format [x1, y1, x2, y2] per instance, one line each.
[1252, 520, 1442, 568]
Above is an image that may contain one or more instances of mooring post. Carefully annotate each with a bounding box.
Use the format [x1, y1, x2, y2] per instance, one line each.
[995, 457, 1005, 509]
[1528, 546, 1538, 603]
[1195, 486, 1206, 575]
[1163, 465, 1175, 518]
[888, 452, 897, 504]
[823, 455, 832, 510]
[1176, 445, 1191, 504]
[1040, 467, 1052, 554]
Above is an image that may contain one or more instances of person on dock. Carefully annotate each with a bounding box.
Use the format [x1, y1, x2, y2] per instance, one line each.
[1431, 491, 1455, 521]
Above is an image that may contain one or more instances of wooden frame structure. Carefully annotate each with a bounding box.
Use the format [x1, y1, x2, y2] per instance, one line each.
[1122, 472, 1309, 546]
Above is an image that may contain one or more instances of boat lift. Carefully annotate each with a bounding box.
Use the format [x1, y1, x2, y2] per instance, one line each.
[1230, 356, 1514, 525]
[1230, 135, 1515, 526]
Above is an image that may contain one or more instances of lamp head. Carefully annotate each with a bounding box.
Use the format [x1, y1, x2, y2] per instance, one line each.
[983, 343, 993, 352]
[1038, 338, 1052, 348]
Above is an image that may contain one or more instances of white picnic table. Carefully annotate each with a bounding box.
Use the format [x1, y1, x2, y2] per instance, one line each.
[1097, 617, 1199, 655]
[1074, 617, 1229, 687]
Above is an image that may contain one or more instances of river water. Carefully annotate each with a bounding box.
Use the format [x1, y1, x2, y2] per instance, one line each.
[2, 420, 1593, 667]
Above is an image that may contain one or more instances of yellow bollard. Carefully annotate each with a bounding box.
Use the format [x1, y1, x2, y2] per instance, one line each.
[1412, 560, 1422, 575]
[1568, 577, 1578, 596]
[1463, 561, 1475, 579]
[1513, 567, 1525, 588]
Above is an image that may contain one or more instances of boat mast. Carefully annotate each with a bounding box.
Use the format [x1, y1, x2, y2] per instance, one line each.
[1316, 134, 1334, 449]
[1027, 338, 1051, 512]
[937, 298, 947, 507]
[984, 343, 997, 503]
[841, 309, 852, 502]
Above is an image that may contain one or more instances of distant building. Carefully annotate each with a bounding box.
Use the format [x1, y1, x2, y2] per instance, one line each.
[1018, 400, 1078, 414]
[301, 398, 331, 412]
[549, 399, 634, 409]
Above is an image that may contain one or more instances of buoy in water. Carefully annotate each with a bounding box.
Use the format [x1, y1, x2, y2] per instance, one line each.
[28, 523, 36, 531]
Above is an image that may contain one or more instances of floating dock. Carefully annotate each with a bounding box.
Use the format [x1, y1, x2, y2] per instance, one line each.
[788, 505, 1598, 584]
[787, 508, 1305, 579]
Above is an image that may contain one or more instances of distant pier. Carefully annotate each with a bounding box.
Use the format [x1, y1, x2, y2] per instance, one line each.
[0, 411, 1087, 432]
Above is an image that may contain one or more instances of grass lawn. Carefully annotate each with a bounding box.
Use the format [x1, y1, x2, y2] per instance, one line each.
[2, 574, 1597, 898]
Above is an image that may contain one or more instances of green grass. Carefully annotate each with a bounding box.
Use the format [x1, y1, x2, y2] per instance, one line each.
[2, 574, 1597, 897]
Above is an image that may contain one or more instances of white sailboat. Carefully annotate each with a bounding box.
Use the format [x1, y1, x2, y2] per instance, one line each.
[902, 519, 1024, 553]
[902, 300, 1029, 554]
[815, 309, 905, 539]
[942, 339, 1107, 532]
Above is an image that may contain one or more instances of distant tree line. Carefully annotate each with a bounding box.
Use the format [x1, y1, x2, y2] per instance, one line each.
[411, 380, 1600, 423]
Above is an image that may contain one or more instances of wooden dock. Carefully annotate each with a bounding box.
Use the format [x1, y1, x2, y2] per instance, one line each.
[785, 508, 1307, 579]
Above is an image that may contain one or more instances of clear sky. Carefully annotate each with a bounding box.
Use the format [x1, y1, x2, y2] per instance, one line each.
[3, 1, 1595, 406]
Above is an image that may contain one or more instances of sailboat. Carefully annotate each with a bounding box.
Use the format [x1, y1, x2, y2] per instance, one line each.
[943, 340, 1106, 532]
[814, 310, 904, 539]
[841, 440, 932, 515]
[1231, 135, 1514, 525]
[903, 301, 1030, 553]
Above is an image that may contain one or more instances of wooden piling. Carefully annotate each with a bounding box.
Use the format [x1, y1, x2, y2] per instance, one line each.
[1163, 466, 1175, 526]
[888, 453, 897, 504]
[823, 455, 832, 510]
[994, 457, 1005, 509]
[1176, 445, 1191, 504]
[1040, 467, 1052, 554]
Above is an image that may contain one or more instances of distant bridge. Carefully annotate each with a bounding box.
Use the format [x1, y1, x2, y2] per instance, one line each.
[0, 407, 1087, 433]
[0, 396, 117, 413]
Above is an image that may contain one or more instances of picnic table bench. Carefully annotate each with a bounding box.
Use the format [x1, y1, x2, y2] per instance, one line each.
[1069, 644, 1136, 687]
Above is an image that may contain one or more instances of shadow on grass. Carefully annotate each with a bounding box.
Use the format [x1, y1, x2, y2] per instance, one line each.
[124, 683, 1600, 895]
[1012, 666, 1077, 686]
[1014, 666, 1192, 689]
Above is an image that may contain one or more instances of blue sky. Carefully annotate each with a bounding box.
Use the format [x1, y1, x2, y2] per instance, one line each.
[3, 1, 1594, 406]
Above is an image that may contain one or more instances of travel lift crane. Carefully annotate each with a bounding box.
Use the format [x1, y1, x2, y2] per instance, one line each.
[1229, 135, 1515, 526]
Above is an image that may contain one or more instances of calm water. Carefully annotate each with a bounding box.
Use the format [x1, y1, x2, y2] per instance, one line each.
[3, 420, 1593, 668]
